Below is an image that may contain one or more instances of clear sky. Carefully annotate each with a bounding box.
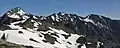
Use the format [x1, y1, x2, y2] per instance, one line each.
[0, 0, 120, 19]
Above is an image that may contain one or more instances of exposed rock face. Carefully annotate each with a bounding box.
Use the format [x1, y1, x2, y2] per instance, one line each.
[0, 39, 32, 48]
[0, 7, 120, 48]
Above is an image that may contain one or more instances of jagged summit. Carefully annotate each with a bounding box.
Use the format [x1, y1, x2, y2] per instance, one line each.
[11, 7, 26, 15]
[0, 7, 29, 24]
[11, 7, 22, 12]
[2, 7, 28, 19]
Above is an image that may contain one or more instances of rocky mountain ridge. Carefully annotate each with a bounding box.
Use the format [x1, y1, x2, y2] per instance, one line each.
[0, 7, 120, 48]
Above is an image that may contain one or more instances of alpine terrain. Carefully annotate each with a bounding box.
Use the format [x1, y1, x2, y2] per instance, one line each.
[0, 7, 120, 48]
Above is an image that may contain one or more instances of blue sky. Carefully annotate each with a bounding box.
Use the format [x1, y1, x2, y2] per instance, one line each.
[0, 0, 120, 19]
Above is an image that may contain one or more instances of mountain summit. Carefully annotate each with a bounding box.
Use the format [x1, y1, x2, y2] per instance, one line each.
[0, 7, 120, 48]
[3, 7, 28, 19]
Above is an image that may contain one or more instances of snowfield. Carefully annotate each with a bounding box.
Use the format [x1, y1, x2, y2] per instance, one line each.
[0, 22, 87, 48]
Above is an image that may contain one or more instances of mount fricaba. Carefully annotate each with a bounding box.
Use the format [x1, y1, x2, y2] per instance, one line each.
[0, 7, 120, 48]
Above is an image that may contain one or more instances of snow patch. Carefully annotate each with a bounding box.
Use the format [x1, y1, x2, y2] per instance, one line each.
[17, 10, 25, 15]
[55, 14, 60, 22]
[0, 26, 85, 48]
[96, 41, 103, 48]
[61, 12, 65, 15]
[49, 27, 69, 35]
[81, 44, 86, 48]
[83, 18, 95, 25]
[8, 19, 26, 29]
[8, 13, 20, 19]
[71, 18, 73, 21]
[33, 16, 38, 19]
[87, 42, 91, 44]
[22, 15, 29, 19]
[51, 16, 55, 21]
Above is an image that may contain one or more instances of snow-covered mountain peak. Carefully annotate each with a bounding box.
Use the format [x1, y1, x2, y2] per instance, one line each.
[4, 7, 28, 19]
[11, 7, 25, 15]
[0, 7, 30, 24]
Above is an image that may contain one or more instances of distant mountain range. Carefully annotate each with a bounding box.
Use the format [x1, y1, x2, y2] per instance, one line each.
[0, 7, 120, 48]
